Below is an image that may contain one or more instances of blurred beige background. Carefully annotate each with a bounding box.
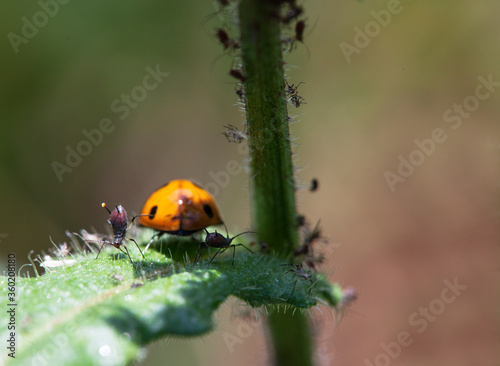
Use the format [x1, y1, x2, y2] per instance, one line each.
[1, 1, 499, 365]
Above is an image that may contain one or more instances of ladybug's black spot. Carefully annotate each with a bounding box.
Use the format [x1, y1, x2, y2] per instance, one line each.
[203, 204, 214, 218]
[149, 206, 158, 219]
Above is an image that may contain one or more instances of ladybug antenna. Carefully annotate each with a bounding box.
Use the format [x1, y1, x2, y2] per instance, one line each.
[101, 202, 112, 215]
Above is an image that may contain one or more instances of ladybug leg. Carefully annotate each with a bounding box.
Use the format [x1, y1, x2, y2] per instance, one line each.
[127, 238, 145, 260]
[144, 232, 163, 252]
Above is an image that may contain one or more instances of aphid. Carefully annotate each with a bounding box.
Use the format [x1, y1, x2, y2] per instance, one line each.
[49, 242, 70, 257]
[195, 228, 254, 265]
[222, 124, 247, 143]
[295, 20, 305, 42]
[258, 241, 269, 253]
[230, 69, 246, 82]
[309, 178, 319, 192]
[296, 214, 306, 228]
[216, 28, 239, 51]
[283, 20, 307, 52]
[294, 219, 322, 257]
[282, 263, 315, 296]
[91, 203, 145, 264]
[284, 80, 304, 108]
[235, 85, 245, 99]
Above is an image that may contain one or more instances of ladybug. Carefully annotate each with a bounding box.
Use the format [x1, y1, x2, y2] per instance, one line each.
[195, 228, 254, 265]
[139, 180, 223, 239]
[91, 203, 145, 264]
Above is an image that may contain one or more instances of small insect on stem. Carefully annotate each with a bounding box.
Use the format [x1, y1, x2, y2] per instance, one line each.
[309, 178, 319, 192]
[222, 123, 247, 143]
[284, 80, 304, 108]
[230, 69, 246, 82]
[216, 28, 239, 51]
[282, 263, 315, 297]
[294, 219, 321, 257]
[235, 85, 245, 99]
[90, 203, 145, 264]
[195, 225, 254, 265]
[295, 20, 305, 42]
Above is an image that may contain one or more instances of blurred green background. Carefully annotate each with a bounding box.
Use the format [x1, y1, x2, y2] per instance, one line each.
[1, 1, 499, 365]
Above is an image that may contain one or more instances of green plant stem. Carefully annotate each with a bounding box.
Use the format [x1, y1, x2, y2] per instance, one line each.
[239, 0, 298, 257]
[238, 1, 312, 365]
[267, 311, 314, 366]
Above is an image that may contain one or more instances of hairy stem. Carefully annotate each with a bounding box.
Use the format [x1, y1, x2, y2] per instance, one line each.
[239, 0, 298, 257]
[238, 1, 312, 365]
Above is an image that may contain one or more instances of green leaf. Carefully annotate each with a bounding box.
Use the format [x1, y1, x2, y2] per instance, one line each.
[0, 231, 345, 366]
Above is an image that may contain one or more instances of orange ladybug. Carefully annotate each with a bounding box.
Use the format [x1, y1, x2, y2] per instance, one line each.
[139, 180, 223, 236]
